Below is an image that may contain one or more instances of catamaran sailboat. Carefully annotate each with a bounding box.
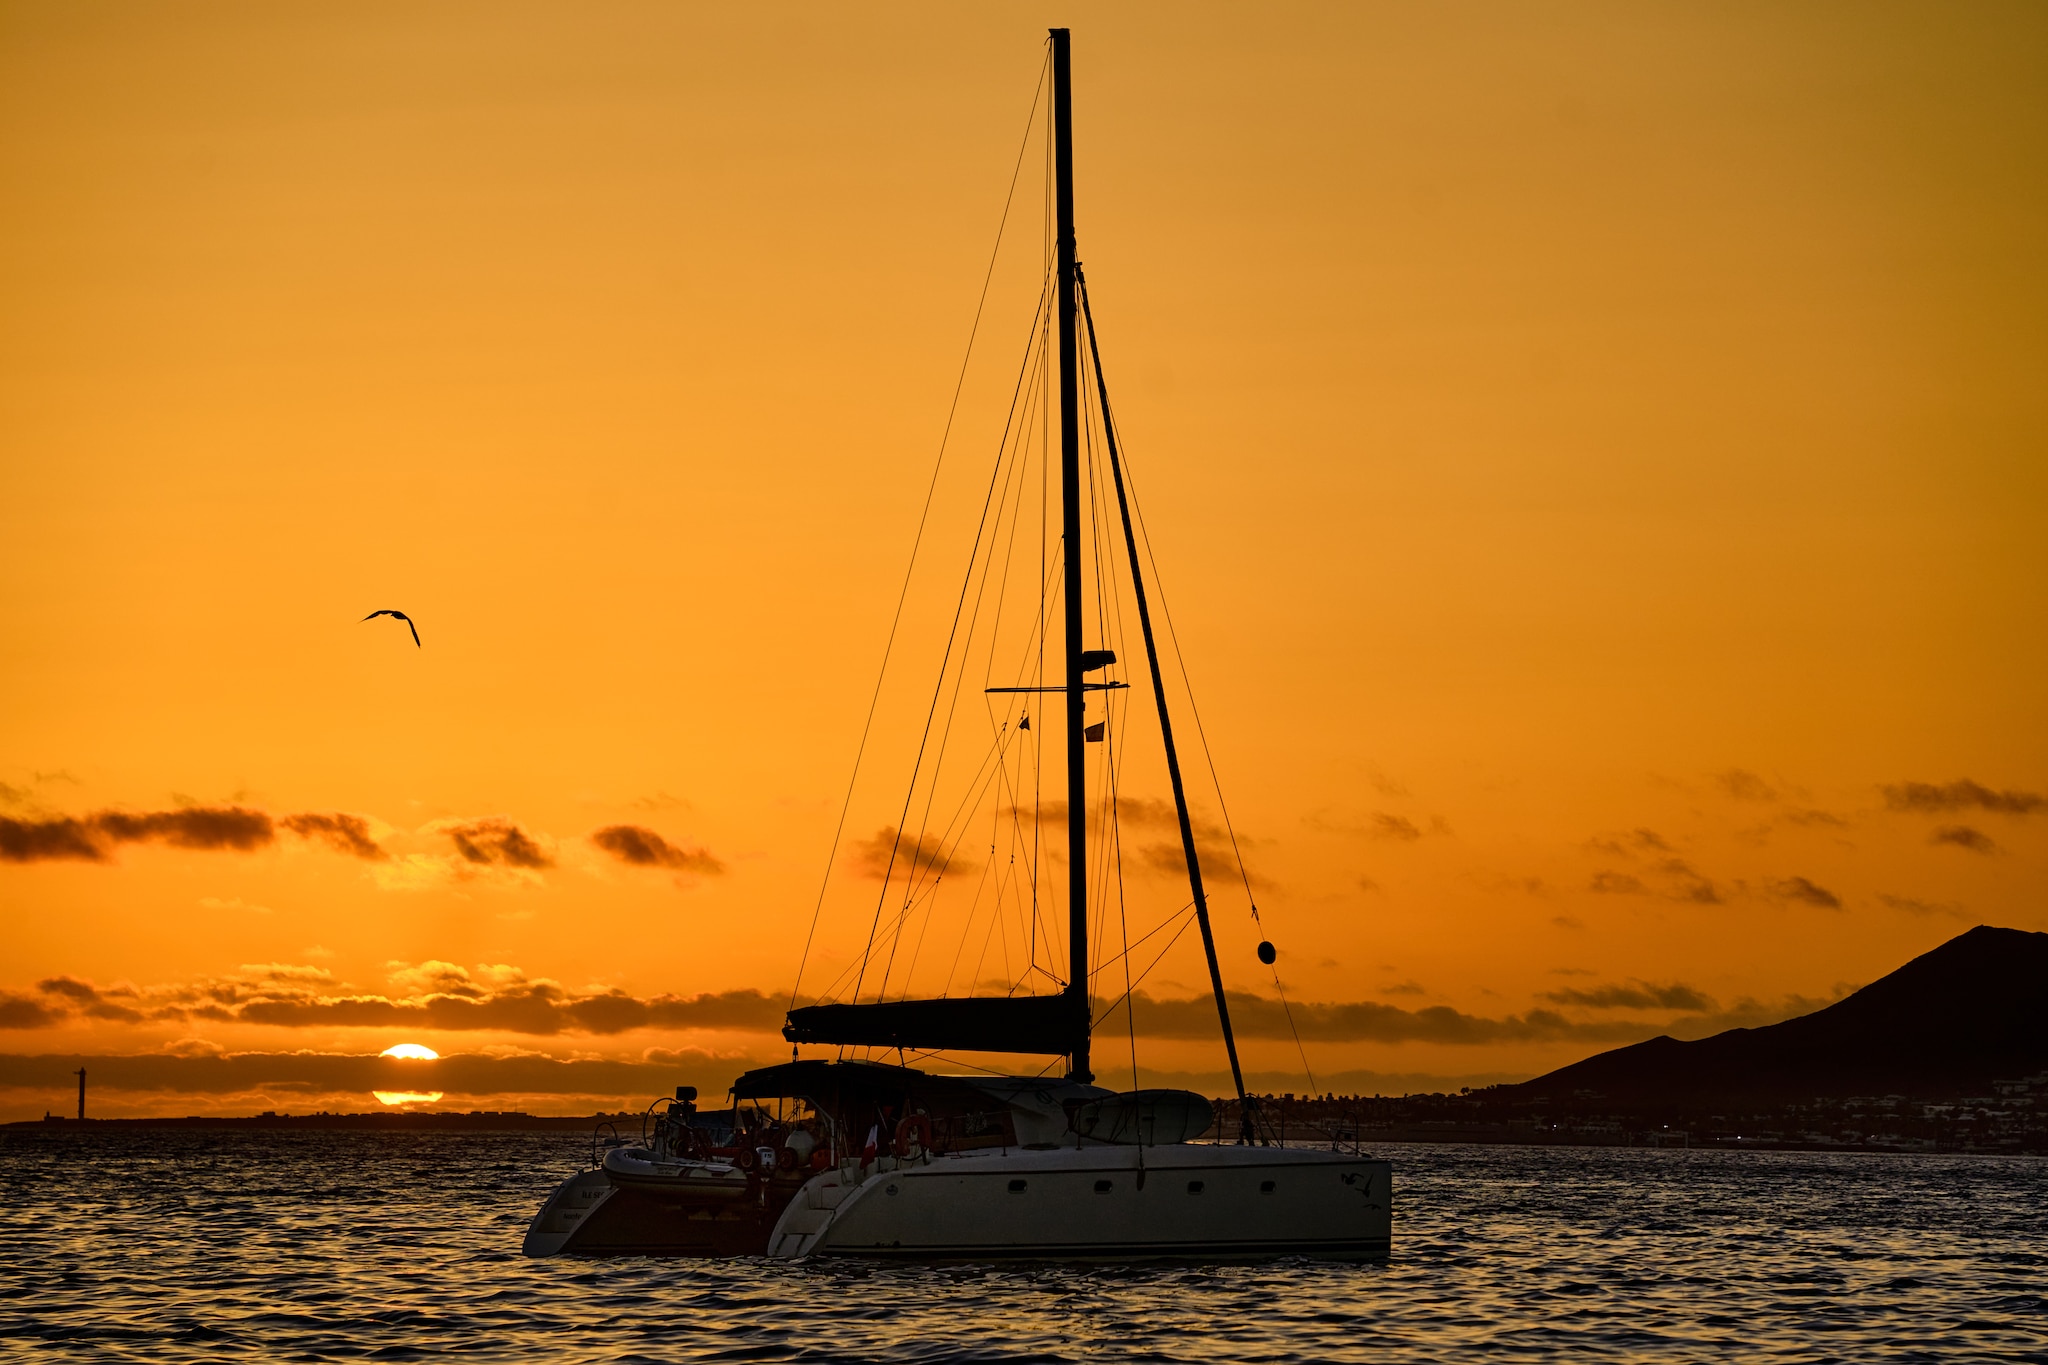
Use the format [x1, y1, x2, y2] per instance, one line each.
[525, 28, 1390, 1261]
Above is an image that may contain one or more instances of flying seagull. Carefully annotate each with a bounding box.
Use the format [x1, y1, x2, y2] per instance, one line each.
[361, 609, 421, 647]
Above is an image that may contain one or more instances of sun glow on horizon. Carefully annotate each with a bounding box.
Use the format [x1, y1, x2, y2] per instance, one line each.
[372, 1090, 444, 1106]
[379, 1044, 440, 1060]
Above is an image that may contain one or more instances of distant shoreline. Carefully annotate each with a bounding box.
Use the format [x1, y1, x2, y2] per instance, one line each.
[8, 1113, 2040, 1155]
[4, 1113, 627, 1132]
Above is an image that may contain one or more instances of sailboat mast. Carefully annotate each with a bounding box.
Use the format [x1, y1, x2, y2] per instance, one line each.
[1051, 27, 1091, 1085]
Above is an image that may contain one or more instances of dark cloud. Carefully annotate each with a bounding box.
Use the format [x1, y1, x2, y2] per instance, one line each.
[1768, 876, 1842, 909]
[1780, 808, 1847, 828]
[10, 962, 788, 1037]
[34, 977, 150, 1023]
[438, 818, 554, 869]
[0, 815, 105, 863]
[590, 825, 724, 876]
[35, 977, 99, 1003]
[0, 993, 66, 1029]
[1095, 990, 1657, 1046]
[93, 806, 274, 851]
[1716, 770, 1776, 802]
[3, 806, 388, 863]
[7, 962, 1837, 1055]
[1379, 982, 1427, 997]
[849, 826, 967, 881]
[1550, 916, 1585, 930]
[1588, 871, 1647, 895]
[235, 985, 784, 1036]
[280, 813, 385, 860]
[1930, 825, 1998, 854]
[1540, 981, 1716, 1011]
[1881, 780, 2044, 815]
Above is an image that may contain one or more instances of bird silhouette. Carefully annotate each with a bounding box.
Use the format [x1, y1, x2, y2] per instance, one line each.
[361, 610, 421, 647]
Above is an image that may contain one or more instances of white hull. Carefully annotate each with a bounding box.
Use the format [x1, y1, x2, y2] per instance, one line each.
[768, 1144, 1390, 1260]
[524, 1168, 616, 1257]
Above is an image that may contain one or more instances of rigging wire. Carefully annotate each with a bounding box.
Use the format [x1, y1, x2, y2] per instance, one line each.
[790, 53, 1050, 1017]
[852, 277, 1056, 1007]
[1082, 276, 1321, 1096]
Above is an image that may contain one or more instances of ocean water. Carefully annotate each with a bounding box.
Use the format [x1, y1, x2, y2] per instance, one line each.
[1, 1130, 2043, 1363]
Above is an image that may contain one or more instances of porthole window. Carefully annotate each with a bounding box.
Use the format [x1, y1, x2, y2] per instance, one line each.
[1094, 1179, 1112, 1193]
[1186, 1180, 1204, 1194]
[1008, 1179, 1028, 1193]
[1260, 1180, 1276, 1194]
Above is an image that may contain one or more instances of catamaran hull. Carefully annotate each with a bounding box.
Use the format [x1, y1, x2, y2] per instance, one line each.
[523, 1169, 769, 1257]
[767, 1146, 1391, 1261]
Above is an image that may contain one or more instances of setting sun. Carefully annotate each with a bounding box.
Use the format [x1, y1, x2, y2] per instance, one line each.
[379, 1044, 440, 1061]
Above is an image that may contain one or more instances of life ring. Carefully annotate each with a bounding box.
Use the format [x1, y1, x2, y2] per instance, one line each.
[775, 1144, 802, 1172]
[733, 1147, 758, 1171]
[893, 1113, 934, 1159]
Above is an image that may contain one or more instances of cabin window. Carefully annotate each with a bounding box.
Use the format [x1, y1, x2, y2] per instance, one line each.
[1260, 1180, 1276, 1194]
[1186, 1180, 1204, 1194]
[1008, 1179, 1028, 1193]
[1094, 1179, 1112, 1193]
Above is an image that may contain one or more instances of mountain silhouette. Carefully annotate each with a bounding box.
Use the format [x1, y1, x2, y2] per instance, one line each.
[1512, 925, 2048, 1106]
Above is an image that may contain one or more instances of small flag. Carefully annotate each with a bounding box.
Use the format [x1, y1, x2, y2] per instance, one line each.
[1017, 713, 1030, 731]
[1084, 721, 1105, 742]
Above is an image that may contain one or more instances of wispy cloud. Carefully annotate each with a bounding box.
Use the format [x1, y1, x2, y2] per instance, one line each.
[1302, 808, 1435, 842]
[1882, 780, 2044, 815]
[1540, 980, 1715, 1011]
[198, 897, 273, 915]
[849, 826, 967, 881]
[1585, 828, 1671, 857]
[279, 813, 386, 860]
[1767, 876, 1842, 909]
[590, 825, 724, 876]
[431, 817, 554, 869]
[1780, 809, 1848, 829]
[1878, 893, 1968, 918]
[1368, 813, 1422, 841]
[1715, 770, 1776, 802]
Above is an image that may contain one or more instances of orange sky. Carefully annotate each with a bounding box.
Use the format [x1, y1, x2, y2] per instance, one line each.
[2, 2, 2044, 1120]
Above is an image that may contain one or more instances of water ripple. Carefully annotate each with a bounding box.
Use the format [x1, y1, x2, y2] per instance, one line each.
[2, 1131, 2044, 1362]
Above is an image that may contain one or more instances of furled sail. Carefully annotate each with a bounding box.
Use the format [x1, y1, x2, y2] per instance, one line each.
[783, 993, 1087, 1055]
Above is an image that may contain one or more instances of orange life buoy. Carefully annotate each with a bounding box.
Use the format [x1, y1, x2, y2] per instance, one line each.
[892, 1112, 934, 1158]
